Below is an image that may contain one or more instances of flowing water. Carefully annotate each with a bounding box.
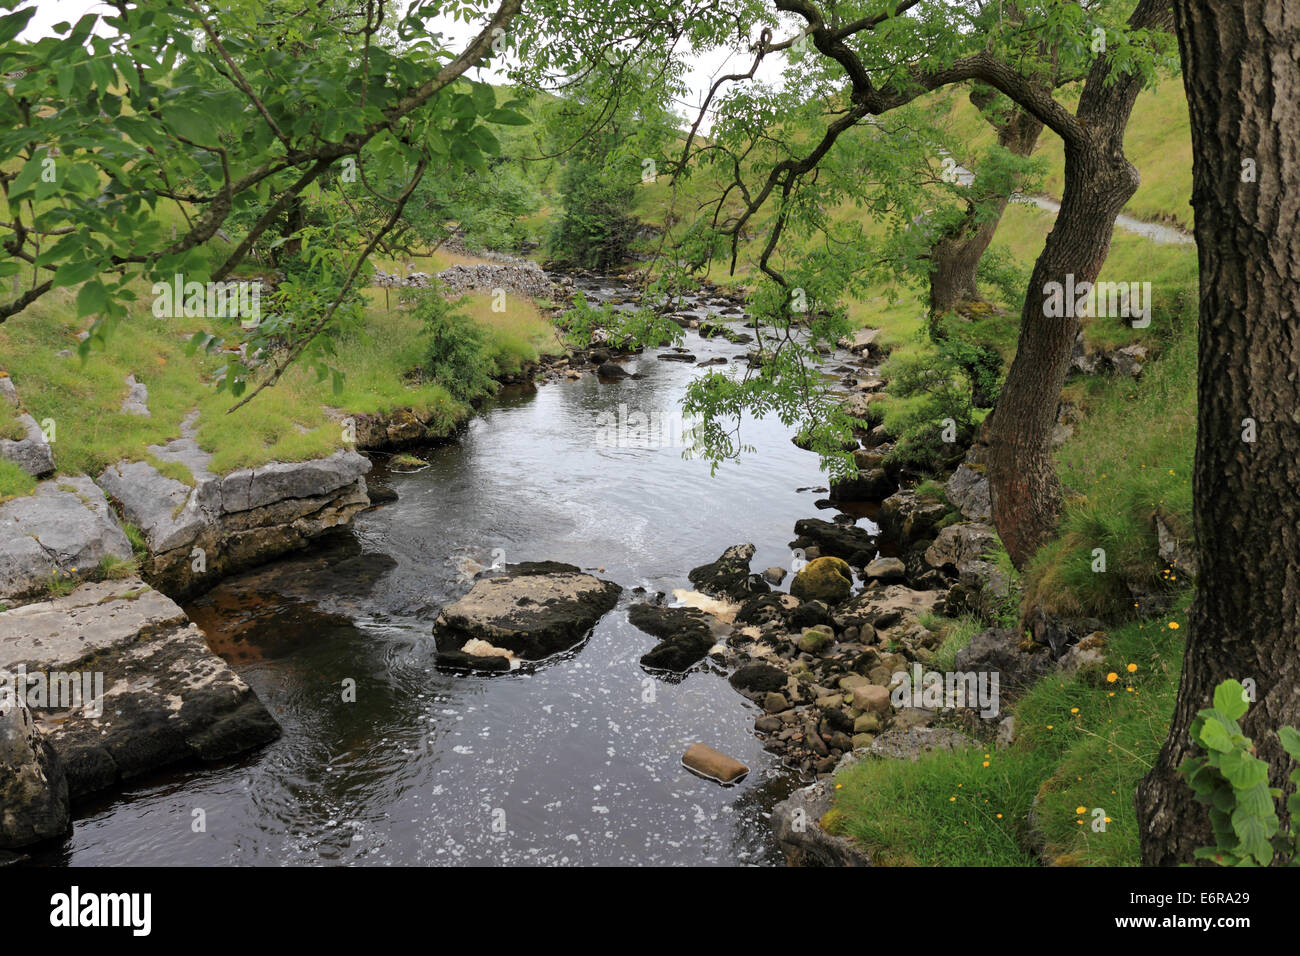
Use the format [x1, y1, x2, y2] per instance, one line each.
[32, 278, 877, 866]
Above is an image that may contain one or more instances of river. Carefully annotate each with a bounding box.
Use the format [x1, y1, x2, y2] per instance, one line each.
[30, 277, 875, 866]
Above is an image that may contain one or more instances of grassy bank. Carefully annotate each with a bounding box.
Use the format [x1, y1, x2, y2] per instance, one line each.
[828, 604, 1187, 865]
[0, 271, 555, 485]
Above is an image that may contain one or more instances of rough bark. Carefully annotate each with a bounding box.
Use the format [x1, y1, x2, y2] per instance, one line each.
[982, 0, 1175, 568]
[1137, 0, 1300, 866]
[929, 94, 1044, 317]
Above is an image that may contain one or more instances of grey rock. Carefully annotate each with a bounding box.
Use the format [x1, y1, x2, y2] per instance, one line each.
[0, 477, 133, 602]
[0, 579, 280, 799]
[0, 689, 70, 849]
[924, 522, 997, 575]
[0, 412, 55, 477]
[944, 464, 990, 521]
[120, 374, 150, 416]
[954, 628, 1054, 693]
[878, 489, 948, 546]
[771, 751, 872, 866]
[434, 563, 621, 660]
[863, 556, 906, 582]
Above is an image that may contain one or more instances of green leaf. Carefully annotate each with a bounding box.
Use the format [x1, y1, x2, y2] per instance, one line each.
[0, 7, 37, 45]
[164, 106, 217, 147]
[1214, 680, 1250, 720]
[52, 259, 100, 289]
[1231, 800, 1277, 866]
[1219, 749, 1269, 790]
[1198, 718, 1235, 753]
[8, 152, 47, 197]
[1279, 726, 1300, 762]
[487, 109, 531, 126]
[76, 280, 108, 317]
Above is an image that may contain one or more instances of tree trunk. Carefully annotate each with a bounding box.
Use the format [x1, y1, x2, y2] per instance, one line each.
[1136, 0, 1300, 866]
[929, 99, 1043, 317]
[982, 0, 1173, 568]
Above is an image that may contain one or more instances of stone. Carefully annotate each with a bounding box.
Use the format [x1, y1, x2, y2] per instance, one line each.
[853, 713, 881, 734]
[596, 361, 630, 380]
[120, 374, 150, 416]
[868, 727, 976, 761]
[790, 518, 876, 565]
[434, 562, 621, 660]
[954, 628, 1054, 693]
[0, 689, 70, 849]
[729, 661, 788, 696]
[762, 566, 787, 585]
[877, 489, 948, 546]
[798, 627, 833, 653]
[0, 476, 133, 602]
[687, 543, 768, 601]
[851, 684, 891, 714]
[944, 464, 990, 521]
[681, 743, 749, 785]
[0, 412, 55, 478]
[771, 752, 872, 866]
[851, 732, 876, 749]
[629, 603, 717, 673]
[924, 522, 997, 575]
[755, 715, 782, 733]
[764, 691, 790, 714]
[96, 446, 372, 598]
[863, 556, 906, 582]
[0, 579, 280, 799]
[1155, 513, 1198, 578]
[790, 556, 853, 605]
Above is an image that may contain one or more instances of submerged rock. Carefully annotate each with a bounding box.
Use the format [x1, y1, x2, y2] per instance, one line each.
[687, 543, 769, 601]
[628, 604, 716, 673]
[0, 579, 281, 799]
[790, 518, 875, 566]
[433, 562, 621, 660]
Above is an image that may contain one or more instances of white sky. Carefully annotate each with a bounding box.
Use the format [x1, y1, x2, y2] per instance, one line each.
[15, 0, 793, 129]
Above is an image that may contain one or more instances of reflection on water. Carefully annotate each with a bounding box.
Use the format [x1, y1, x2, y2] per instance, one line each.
[34, 279, 875, 866]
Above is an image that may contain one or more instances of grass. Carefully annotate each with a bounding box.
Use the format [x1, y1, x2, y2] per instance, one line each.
[827, 602, 1188, 865]
[1024, 327, 1195, 620]
[0, 458, 36, 503]
[0, 266, 558, 483]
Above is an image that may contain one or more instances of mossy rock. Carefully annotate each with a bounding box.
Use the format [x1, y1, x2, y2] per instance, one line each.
[790, 556, 853, 605]
[799, 627, 833, 653]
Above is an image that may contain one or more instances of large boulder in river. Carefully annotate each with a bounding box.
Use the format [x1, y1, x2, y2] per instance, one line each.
[687, 543, 769, 601]
[629, 603, 717, 673]
[434, 562, 621, 660]
[790, 556, 853, 605]
[0, 579, 281, 799]
[0, 687, 70, 849]
[790, 518, 875, 566]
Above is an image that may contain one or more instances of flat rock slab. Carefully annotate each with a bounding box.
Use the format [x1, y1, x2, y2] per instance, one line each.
[434, 562, 621, 660]
[0, 476, 133, 603]
[0, 579, 280, 798]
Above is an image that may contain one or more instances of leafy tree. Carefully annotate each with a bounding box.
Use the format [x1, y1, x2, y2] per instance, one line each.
[0, 0, 526, 407]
